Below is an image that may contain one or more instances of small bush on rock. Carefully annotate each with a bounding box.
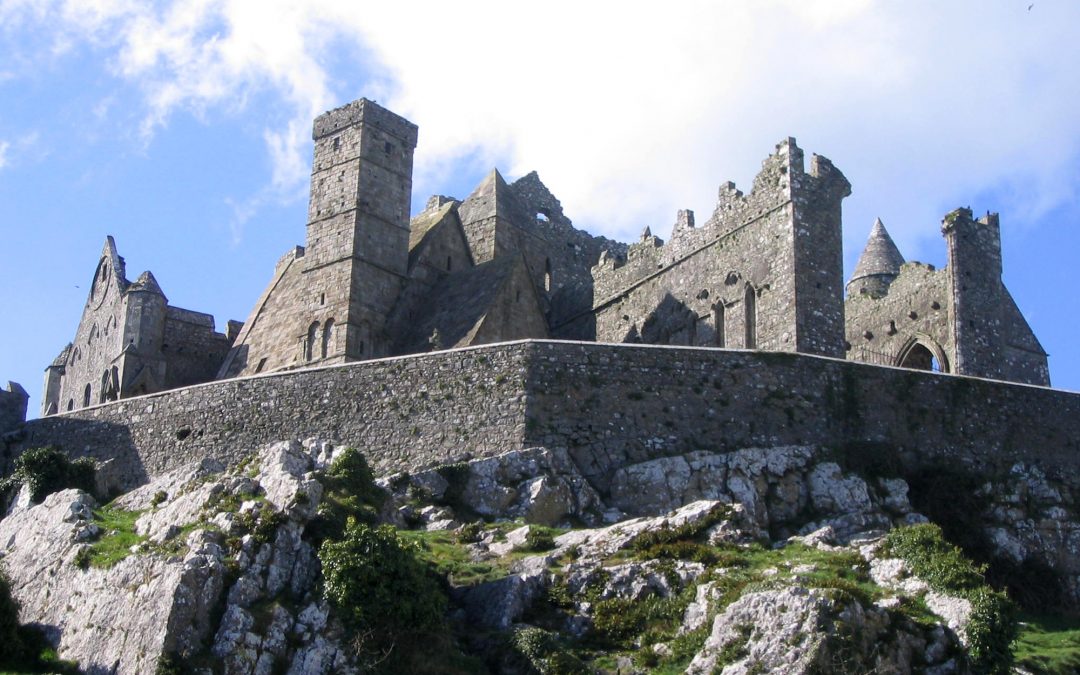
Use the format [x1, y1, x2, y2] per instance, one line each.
[309, 448, 386, 542]
[508, 626, 586, 675]
[0, 447, 97, 504]
[523, 527, 557, 552]
[320, 519, 447, 660]
[882, 523, 1018, 674]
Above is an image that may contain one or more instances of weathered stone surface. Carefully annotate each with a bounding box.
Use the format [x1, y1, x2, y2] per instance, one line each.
[16, 340, 1080, 509]
[687, 587, 832, 674]
[0, 489, 227, 674]
[0, 440, 370, 674]
[0, 437, 1052, 672]
[459, 566, 550, 631]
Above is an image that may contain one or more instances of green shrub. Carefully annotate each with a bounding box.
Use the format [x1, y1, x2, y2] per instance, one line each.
[590, 592, 691, 648]
[320, 520, 446, 640]
[638, 540, 721, 565]
[508, 626, 587, 675]
[967, 587, 1019, 675]
[882, 523, 1018, 674]
[455, 521, 483, 544]
[523, 527, 556, 552]
[881, 523, 985, 592]
[629, 505, 731, 551]
[309, 448, 386, 542]
[325, 448, 384, 509]
[234, 502, 286, 545]
[1, 447, 97, 503]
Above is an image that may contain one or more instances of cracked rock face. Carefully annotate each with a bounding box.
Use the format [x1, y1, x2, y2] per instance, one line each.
[3, 440, 1079, 673]
[0, 440, 356, 675]
[0, 488, 226, 675]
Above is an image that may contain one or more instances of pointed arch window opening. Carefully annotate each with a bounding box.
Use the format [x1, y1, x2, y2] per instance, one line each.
[321, 319, 335, 359]
[714, 304, 726, 348]
[305, 321, 319, 362]
[744, 285, 757, 349]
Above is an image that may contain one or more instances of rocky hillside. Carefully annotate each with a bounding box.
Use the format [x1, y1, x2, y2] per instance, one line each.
[0, 440, 1077, 673]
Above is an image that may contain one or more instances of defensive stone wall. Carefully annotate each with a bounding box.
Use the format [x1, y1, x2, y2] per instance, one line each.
[521, 342, 1080, 493]
[15, 344, 529, 490]
[12, 341, 1080, 495]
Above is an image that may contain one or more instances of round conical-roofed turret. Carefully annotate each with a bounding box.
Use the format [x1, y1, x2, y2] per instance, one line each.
[847, 218, 905, 297]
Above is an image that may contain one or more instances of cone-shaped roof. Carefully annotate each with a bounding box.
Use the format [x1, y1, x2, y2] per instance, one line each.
[850, 218, 905, 282]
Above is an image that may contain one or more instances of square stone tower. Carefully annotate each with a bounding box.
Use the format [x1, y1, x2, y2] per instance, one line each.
[303, 100, 418, 361]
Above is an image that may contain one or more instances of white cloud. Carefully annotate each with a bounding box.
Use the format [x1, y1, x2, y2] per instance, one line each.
[4, 0, 1080, 261]
[0, 132, 39, 170]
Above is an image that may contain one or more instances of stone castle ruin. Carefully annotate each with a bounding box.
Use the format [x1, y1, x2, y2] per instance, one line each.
[38, 97, 1048, 419]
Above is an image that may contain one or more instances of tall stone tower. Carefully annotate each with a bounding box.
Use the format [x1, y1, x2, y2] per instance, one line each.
[942, 207, 1004, 379]
[786, 142, 852, 358]
[304, 99, 419, 360]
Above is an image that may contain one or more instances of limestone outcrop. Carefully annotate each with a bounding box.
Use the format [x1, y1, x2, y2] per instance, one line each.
[1, 439, 1075, 673]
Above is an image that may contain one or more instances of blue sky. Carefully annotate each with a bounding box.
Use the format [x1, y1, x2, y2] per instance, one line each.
[2, 0, 1079, 417]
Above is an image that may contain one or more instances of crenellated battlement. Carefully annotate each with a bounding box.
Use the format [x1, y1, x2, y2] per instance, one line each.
[587, 137, 848, 357]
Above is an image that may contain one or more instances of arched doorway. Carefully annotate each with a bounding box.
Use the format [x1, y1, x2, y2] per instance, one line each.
[896, 337, 949, 373]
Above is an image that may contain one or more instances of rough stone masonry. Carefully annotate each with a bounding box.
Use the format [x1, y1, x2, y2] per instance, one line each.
[37, 96, 1048, 422]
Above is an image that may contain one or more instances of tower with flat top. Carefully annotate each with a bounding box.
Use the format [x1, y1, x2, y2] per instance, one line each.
[304, 99, 419, 361]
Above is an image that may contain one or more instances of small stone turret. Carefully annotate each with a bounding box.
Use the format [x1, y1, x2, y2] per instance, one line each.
[847, 218, 905, 298]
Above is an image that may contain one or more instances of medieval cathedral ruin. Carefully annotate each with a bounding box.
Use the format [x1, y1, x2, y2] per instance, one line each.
[38, 98, 1049, 416]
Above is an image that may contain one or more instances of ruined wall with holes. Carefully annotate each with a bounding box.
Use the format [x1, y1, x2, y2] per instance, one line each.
[580, 139, 851, 358]
[844, 208, 1049, 385]
[14, 340, 1080, 496]
[845, 263, 953, 370]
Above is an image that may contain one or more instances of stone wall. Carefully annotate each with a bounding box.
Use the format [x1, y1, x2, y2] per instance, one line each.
[0, 382, 28, 438]
[845, 262, 952, 369]
[16, 344, 529, 490]
[12, 340, 1080, 496]
[521, 342, 1080, 493]
[161, 307, 232, 389]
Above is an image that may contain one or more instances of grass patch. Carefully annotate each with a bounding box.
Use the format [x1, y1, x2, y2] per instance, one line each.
[398, 529, 507, 586]
[589, 588, 695, 649]
[1012, 611, 1080, 674]
[627, 504, 732, 552]
[77, 505, 147, 569]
